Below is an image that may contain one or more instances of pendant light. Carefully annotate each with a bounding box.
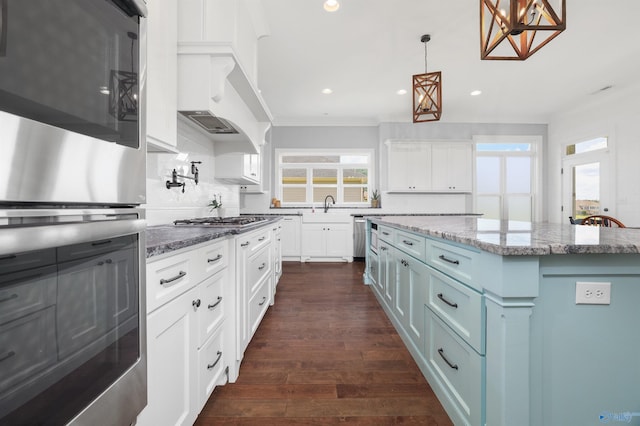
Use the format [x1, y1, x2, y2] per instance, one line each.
[480, 0, 566, 60]
[413, 34, 442, 123]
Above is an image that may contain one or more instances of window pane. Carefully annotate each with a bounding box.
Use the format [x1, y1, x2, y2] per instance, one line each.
[282, 168, 307, 184]
[566, 137, 607, 156]
[507, 196, 531, 221]
[312, 168, 337, 184]
[313, 187, 337, 203]
[505, 157, 531, 193]
[476, 143, 531, 152]
[340, 155, 368, 164]
[573, 162, 600, 218]
[282, 155, 340, 164]
[344, 187, 367, 202]
[282, 187, 307, 203]
[343, 168, 368, 185]
[476, 157, 500, 193]
[477, 196, 501, 220]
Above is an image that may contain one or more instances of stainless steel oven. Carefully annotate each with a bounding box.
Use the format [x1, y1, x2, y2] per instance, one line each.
[0, 1, 148, 424]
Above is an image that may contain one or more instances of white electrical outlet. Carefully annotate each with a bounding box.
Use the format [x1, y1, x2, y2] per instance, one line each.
[576, 281, 611, 305]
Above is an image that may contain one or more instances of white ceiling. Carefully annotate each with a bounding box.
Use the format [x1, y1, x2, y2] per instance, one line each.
[256, 0, 640, 126]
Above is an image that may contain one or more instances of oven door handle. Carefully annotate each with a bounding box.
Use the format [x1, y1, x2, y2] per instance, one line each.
[0, 219, 146, 256]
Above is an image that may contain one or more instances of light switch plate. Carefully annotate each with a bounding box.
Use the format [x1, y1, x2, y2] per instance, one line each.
[576, 281, 611, 305]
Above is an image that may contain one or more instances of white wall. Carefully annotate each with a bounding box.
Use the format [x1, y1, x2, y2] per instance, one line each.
[547, 83, 640, 226]
[145, 120, 240, 225]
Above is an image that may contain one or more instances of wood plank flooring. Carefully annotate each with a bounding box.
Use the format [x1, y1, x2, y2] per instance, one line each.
[195, 261, 453, 425]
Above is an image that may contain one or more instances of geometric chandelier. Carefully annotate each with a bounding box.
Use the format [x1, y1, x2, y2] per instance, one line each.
[480, 0, 566, 60]
[413, 34, 442, 122]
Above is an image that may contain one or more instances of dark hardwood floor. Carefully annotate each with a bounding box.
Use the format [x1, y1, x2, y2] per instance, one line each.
[195, 261, 453, 425]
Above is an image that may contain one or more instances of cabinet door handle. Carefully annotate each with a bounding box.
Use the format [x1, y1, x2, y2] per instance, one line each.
[207, 351, 223, 370]
[0, 293, 18, 304]
[192, 299, 201, 308]
[380, 246, 387, 251]
[258, 262, 266, 270]
[437, 293, 458, 308]
[207, 254, 223, 263]
[0, 350, 16, 363]
[241, 241, 250, 247]
[438, 255, 460, 265]
[160, 270, 186, 285]
[437, 348, 459, 370]
[0, 254, 17, 261]
[258, 296, 267, 306]
[402, 240, 413, 246]
[382, 232, 390, 236]
[208, 296, 223, 310]
[258, 237, 266, 241]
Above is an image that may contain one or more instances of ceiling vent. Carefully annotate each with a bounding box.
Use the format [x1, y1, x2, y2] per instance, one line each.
[178, 111, 239, 134]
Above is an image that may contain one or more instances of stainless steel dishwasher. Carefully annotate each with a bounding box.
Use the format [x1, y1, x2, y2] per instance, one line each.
[353, 216, 366, 258]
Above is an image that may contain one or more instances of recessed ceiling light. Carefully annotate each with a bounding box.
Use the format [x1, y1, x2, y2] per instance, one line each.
[322, 88, 333, 94]
[470, 90, 482, 96]
[397, 89, 407, 95]
[323, 0, 340, 12]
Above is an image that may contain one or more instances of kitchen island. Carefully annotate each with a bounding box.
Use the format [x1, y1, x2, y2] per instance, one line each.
[364, 216, 640, 426]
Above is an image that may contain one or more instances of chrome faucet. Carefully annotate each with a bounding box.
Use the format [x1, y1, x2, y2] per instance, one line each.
[324, 195, 336, 213]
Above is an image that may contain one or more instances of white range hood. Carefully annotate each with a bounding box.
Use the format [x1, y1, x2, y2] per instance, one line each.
[177, 47, 271, 155]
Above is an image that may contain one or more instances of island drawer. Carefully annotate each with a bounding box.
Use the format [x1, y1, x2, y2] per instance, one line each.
[378, 225, 395, 243]
[427, 266, 484, 354]
[395, 230, 427, 262]
[429, 240, 478, 289]
[425, 308, 483, 426]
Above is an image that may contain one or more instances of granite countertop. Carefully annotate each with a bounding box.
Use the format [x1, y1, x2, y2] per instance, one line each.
[146, 216, 282, 258]
[372, 216, 640, 256]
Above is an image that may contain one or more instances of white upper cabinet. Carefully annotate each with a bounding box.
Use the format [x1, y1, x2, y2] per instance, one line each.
[386, 140, 473, 193]
[146, 0, 178, 152]
[215, 153, 260, 185]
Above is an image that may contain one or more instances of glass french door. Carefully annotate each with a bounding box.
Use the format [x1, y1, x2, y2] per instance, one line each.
[562, 154, 612, 222]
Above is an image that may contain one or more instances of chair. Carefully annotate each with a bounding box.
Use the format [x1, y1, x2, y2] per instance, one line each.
[580, 215, 626, 228]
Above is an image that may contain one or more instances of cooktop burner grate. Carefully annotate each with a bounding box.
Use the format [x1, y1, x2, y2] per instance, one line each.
[173, 216, 267, 226]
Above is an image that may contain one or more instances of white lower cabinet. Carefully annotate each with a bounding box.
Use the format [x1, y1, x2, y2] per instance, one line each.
[280, 216, 300, 259]
[301, 223, 352, 261]
[197, 326, 226, 410]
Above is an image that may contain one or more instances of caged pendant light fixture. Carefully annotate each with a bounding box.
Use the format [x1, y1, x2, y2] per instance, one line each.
[480, 0, 566, 60]
[412, 34, 442, 123]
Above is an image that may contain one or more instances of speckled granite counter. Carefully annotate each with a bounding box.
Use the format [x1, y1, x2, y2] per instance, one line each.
[371, 216, 640, 256]
[146, 216, 281, 258]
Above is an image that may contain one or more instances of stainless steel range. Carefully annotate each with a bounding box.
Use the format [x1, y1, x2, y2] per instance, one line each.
[174, 216, 268, 227]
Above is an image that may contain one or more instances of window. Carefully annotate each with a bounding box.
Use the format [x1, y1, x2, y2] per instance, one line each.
[474, 137, 539, 221]
[276, 150, 374, 205]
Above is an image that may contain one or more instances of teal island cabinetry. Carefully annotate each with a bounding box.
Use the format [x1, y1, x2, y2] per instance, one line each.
[364, 216, 640, 426]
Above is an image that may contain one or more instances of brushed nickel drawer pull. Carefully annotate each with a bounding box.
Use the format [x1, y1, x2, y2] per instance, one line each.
[437, 293, 458, 308]
[0, 351, 16, 363]
[241, 241, 250, 247]
[258, 262, 266, 270]
[0, 294, 18, 304]
[160, 270, 186, 285]
[438, 255, 460, 265]
[208, 296, 223, 310]
[258, 296, 267, 306]
[207, 351, 222, 370]
[438, 348, 458, 370]
[382, 231, 390, 236]
[91, 239, 112, 246]
[207, 254, 223, 263]
[402, 240, 413, 246]
[0, 254, 17, 261]
[258, 237, 266, 241]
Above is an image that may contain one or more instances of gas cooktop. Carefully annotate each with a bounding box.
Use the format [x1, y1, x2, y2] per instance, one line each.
[173, 216, 267, 227]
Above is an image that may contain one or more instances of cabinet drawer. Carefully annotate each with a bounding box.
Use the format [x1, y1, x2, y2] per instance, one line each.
[425, 308, 483, 426]
[147, 251, 197, 313]
[427, 267, 484, 354]
[198, 240, 228, 277]
[378, 225, 394, 243]
[248, 245, 271, 296]
[429, 241, 477, 288]
[0, 266, 57, 325]
[395, 230, 427, 262]
[197, 326, 226, 411]
[0, 307, 57, 394]
[196, 270, 226, 347]
[248, 276, 271, 339]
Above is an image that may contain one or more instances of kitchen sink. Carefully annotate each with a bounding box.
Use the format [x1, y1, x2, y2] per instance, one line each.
[302, 212, 352, 223]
